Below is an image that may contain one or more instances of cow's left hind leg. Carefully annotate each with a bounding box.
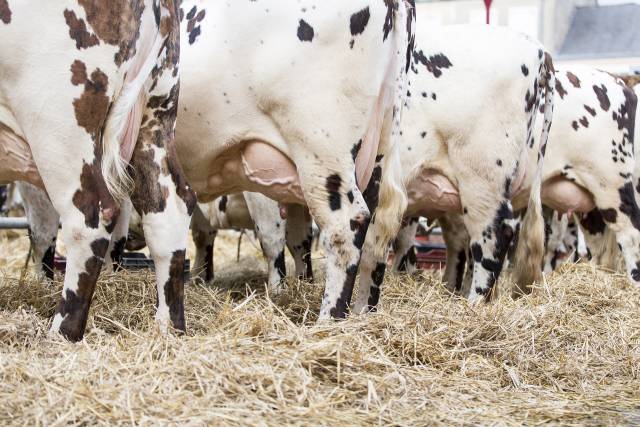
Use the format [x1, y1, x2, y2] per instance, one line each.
[392, 217, 419, 273]
[244, 192, 287, 292]
[285, 203, 314, 280]
[130, 136, 195, 333]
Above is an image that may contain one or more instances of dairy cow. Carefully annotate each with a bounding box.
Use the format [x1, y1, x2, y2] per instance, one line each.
[0, 1, 195, 341]
[175, 0, 415, 319]
[394, 66, 639, 294]
[353, 25, 555, 312]
[542, 76, 640, 275]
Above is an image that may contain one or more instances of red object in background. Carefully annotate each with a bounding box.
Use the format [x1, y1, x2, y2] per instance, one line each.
[484, 0, 493, 24]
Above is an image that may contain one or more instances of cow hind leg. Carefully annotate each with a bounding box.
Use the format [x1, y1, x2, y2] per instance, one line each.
[244, 192, 287, 292]
[48, 173, 119, 342]
[285, 203, 314, 281]
[18, 182, 59, 280]
[300, 171, 370, 320]
[130, 115, 196, 333]
[392, 218, 419, 273]
[191, 205, 217, 283]
[439, 214, 471, 294]
[349, 154, 393, 315]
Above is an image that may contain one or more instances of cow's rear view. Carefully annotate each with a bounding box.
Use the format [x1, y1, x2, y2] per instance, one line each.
[0, 1, 195, 341]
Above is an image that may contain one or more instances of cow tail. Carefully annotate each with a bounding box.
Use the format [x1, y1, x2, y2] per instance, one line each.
[512, 52, 555, 296]
[101, 19, 168, 202]
[368, 0, 415, 257]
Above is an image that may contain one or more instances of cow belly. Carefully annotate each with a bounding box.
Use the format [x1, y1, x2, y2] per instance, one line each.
[405, 169, 461, 218]
[0, 123, 43, 188]
[541, 178, 595, 214]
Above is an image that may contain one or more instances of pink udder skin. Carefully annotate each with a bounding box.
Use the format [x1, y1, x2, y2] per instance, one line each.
[0, 124, 43, 188]
[541, 178, 595, 214]
[241, 141, 305, 204]
[406, 169, 461, 218]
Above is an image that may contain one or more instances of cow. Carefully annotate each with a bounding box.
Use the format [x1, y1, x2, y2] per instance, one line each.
[175, 0, 415, 319]
[542, 75, 640, 275]
[353, 24, 556, 313]
[390, 66, 640, 298]
[191, 193, 314, 287]
[0, 1, 195, 341]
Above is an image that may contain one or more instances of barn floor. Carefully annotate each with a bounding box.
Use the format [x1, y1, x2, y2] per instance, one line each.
[0, 230, 639, 425]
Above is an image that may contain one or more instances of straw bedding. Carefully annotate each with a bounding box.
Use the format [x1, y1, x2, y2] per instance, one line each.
[0, 230, 638, 425]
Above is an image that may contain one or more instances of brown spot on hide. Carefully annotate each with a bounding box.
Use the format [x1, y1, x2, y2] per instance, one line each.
[164, 249, 186, 332]
[566, 71, 581, 88]
[72, 162, 119, 231]
[593, 84, 611, 111]
[63, 9, 99, 49]
[129, 143, 167, 215]
[70, 60, 88, 86]
[77, 0, 145, 65]
[0, 0, 11, 24]
[555, 79, 567, 99]
[71, 67, 109, 141]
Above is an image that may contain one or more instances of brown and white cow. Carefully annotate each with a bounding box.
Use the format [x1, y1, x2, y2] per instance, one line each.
[175, 0, 415, 319]
[353, 24, 555, 312]
[0, 1, 195, 341]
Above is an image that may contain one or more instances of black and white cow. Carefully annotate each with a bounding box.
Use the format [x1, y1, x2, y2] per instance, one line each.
[0, 1, 195, 341]
[542, 73, 640, 275]
[394, 66, 640, 296]
[354, 24, 555, 312]
[174, 0, 415, 319]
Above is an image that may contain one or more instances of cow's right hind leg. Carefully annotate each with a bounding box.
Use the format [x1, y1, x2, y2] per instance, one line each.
[191, 205, 217, 283]
[244, 192, 287, 293]
[17, 182, 59, 280]
[543, 209, 569, 273]
[285, 203, 314, 280]
[392, 217, 419, 273]
[439, 214, 471, 294]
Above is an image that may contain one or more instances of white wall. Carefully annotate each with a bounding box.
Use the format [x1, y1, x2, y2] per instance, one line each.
[416, 0, 541, 39]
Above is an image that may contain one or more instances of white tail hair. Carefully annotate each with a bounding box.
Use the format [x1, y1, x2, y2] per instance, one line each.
[367, 0, 414, 257]
[101, 27, 167, 202]
[512, 52, 556, 296]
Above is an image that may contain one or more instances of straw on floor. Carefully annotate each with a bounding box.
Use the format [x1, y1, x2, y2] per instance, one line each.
[0, 230, 638, 425]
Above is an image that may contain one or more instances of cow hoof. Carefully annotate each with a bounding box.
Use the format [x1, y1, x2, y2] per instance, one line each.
[467, 291, 485, 305]
[155, 311, 170, 334]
